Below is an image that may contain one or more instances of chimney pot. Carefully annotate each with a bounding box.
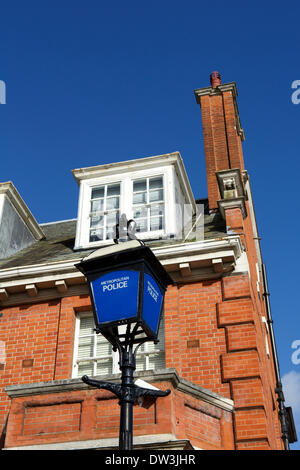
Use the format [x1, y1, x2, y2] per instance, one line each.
[210, 71, 221, 88]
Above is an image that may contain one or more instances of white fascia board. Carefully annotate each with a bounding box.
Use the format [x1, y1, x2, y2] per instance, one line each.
[72, 152, 196, 212]
[0, 271, 84, 290]
[72, 152, 182, 182]
[154, 236, 243, 260]
[0, 237, 243, 291]
[0, 259, 83, 283]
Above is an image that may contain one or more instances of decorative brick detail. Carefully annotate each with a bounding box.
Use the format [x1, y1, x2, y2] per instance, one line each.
[221, 350, 260, 381]
[231, 378, 264, 409]
[234, 408, 268, 441]
[22, 359, 34, 368]
[23, 402, 81, 436]
[226, 324, 257, 352]
[236, 439, 270, 450]
[96, 398, 120, 432]
[184, 403, 221, 448]
[217, 298, 254, 326]
[96, 398, 156, 433]
[222, 275, 251, 300]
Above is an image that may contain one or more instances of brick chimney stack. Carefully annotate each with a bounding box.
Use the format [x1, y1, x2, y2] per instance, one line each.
[194, 74, 246, 211]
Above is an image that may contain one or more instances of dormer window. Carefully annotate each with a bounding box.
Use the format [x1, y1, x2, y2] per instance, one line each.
[89, 183, 120, 242]
[133, 176, 164, 234]
[73, 152, 196, 250]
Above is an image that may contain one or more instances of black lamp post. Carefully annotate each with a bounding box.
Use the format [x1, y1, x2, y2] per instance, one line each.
[75, 227, 173, 450]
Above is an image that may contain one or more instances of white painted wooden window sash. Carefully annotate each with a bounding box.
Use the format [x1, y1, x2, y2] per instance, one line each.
[89, 182, 121, 242]
[132, 176, 165, 235]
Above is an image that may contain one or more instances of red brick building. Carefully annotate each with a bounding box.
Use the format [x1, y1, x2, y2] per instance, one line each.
[0, 73, 296, 450]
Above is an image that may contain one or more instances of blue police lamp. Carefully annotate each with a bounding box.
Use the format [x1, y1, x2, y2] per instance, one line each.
[75, 220, 173, 450]
[75, 238, 172, 347]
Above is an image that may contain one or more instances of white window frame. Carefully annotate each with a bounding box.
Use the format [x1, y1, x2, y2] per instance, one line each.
[131, 174, 165, 240]
[89, 182, 121, 243]
[75, 166, 175, 249]
[75, 178, 125, 250]
[72, 312, 166, 379]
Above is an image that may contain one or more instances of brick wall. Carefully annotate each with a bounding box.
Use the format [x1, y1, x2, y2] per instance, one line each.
[0, 269, 283, 449]
[0, 300, 62, 437]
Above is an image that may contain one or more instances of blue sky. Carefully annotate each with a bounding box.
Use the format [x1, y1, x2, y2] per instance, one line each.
[1, 0, 300, 449]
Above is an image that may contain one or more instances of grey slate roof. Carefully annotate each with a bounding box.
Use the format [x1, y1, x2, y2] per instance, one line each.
[0, 201, 226, 270]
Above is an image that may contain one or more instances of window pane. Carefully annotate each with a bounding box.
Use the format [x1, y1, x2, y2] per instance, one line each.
[133, 192, 146, 205]
[149, 188, 163, 202]
[96, 359, 113, 376]
[78, 361, 94, 377]
[150, 204, 164, 217]
[149, 352, 165, 370]
[106, 211, 119, 225]
[158, 319, 165, 348]
[136, 219, 147, 232]
[90, 214, 104, 228]
[147, 341, 157, 353]
[92, 187, 104, 199]
[80, 317, 94, 336]
[133, 180, 146, 192]
[150, 217, 163, 231]
[135, 356, 146, 372]
[78, 336, 94, 359]
[106, 212, 119, 240]
[90, 228, 104, 242]
[134, 206, 147, 219]
[96, 338, 112, 357]
[106, 196, 119, 210]
[106, 227, 116, 240]
[91, 199, 104, 213]
[107, 184, 120, 197]
[149, 177, 163, 190]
